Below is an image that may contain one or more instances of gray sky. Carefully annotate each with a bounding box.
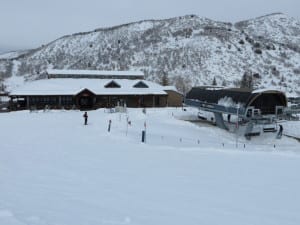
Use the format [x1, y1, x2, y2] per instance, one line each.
[0, 0, 299, 53]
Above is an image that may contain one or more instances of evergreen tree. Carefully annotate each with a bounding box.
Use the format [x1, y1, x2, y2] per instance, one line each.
[212, 77, 217, 86]
[0, 77, 6, 93]
[221, 79, 227, 87]
[240, 71, 253, 89]
[161, 71, 169, 86]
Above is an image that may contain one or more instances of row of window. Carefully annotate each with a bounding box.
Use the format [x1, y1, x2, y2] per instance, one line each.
[30, 96, 58, 104]
[29, 96, 74, 105]
[28, 95, 158, 106]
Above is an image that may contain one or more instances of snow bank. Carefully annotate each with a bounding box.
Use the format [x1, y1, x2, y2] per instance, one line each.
[0, 108, 299, 225]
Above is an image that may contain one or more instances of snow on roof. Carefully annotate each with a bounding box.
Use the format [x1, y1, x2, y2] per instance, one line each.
[47, 69, 144, 77]
[251, 88, 285, 94]
[10, 79, 167, 96]
[162, 86, 182, 94]
[286, 94, 300, 98]
[195, 85, 225, 91]
[162, 86, 177, 91]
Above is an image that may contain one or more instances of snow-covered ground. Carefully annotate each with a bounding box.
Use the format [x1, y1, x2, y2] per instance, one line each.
[0, 108, 299, 225]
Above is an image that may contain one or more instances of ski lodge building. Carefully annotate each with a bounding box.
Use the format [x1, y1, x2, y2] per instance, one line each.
[9, 69, 182, 110]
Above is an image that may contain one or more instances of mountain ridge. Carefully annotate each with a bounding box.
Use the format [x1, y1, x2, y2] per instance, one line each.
[0, 13, 300, 96]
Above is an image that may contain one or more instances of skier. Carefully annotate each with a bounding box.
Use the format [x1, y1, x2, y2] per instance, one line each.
[227, 114, 231, 123]
[83, 112, 88, 125]
[277, 124, 283, 138]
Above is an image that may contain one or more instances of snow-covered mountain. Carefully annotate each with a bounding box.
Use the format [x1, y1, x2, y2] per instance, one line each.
[0, 13, 300, 95]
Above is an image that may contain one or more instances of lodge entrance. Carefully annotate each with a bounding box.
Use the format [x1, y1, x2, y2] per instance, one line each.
[76, 89, 95, 110]
[79, 96, 93, 108]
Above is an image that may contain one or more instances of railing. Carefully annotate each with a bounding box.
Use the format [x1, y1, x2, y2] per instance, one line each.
[285, 105, 300, 114]
[0, 102, 9, 112]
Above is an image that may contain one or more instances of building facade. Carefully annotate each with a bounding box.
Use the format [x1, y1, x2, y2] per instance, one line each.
[9, 70, 181, 110]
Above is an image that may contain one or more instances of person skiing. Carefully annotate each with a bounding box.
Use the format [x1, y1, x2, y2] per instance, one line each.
[227, 114, 231, 123]
[83, 112, 88, 125]
[277, 124, 283, 138]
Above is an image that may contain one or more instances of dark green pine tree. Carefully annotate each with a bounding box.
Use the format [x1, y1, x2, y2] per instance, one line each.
[212, 76, 217, 86]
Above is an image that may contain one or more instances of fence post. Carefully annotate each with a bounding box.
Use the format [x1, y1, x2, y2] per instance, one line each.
[108, 119, 112, 132]
[141, 130, 146, 143]
[126, 117, 128, 136]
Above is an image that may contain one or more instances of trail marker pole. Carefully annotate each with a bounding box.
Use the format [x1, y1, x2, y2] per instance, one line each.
[236, 107, 239, 148]
[108, 119, 112, 132]
[143, 121, 147, 143]
[126, 116, 129, 136]
[141, 130, 146, 143]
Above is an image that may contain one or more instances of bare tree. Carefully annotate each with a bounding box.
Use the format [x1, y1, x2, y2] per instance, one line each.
[172, 75, 192, 95]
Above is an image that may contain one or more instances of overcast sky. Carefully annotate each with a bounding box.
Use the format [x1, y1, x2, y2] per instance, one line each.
[0, 0, 299, 53]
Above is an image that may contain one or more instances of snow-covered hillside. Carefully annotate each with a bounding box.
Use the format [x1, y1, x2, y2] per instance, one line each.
[0, 13, 300, 95]
[235, 13, 300, 47]
[0, 108, 300, 225]
[0, 50, 31, 60]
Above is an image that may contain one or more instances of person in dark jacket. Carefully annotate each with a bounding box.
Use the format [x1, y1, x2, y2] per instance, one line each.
[227, 114, 231, 123]
[83, 112, 88, 125]
[278, 124, 283, 138]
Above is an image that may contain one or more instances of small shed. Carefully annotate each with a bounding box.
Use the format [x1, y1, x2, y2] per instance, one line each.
[163, 86, 183, 107]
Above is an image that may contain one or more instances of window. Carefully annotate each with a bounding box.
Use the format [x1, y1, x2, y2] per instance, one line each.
[61, 96, 73, 105]
[105, 80, 121, 88]
[133, 81, 148, 88]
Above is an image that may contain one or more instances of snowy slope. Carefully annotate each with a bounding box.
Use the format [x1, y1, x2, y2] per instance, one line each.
[0, 108, 300, 225]
[0, 13, 300, 95]
[235, 13, 300, 47]
[0, 50, 31, 60]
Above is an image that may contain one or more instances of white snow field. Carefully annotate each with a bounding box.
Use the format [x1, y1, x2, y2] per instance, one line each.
[0, 108, 300, 225]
